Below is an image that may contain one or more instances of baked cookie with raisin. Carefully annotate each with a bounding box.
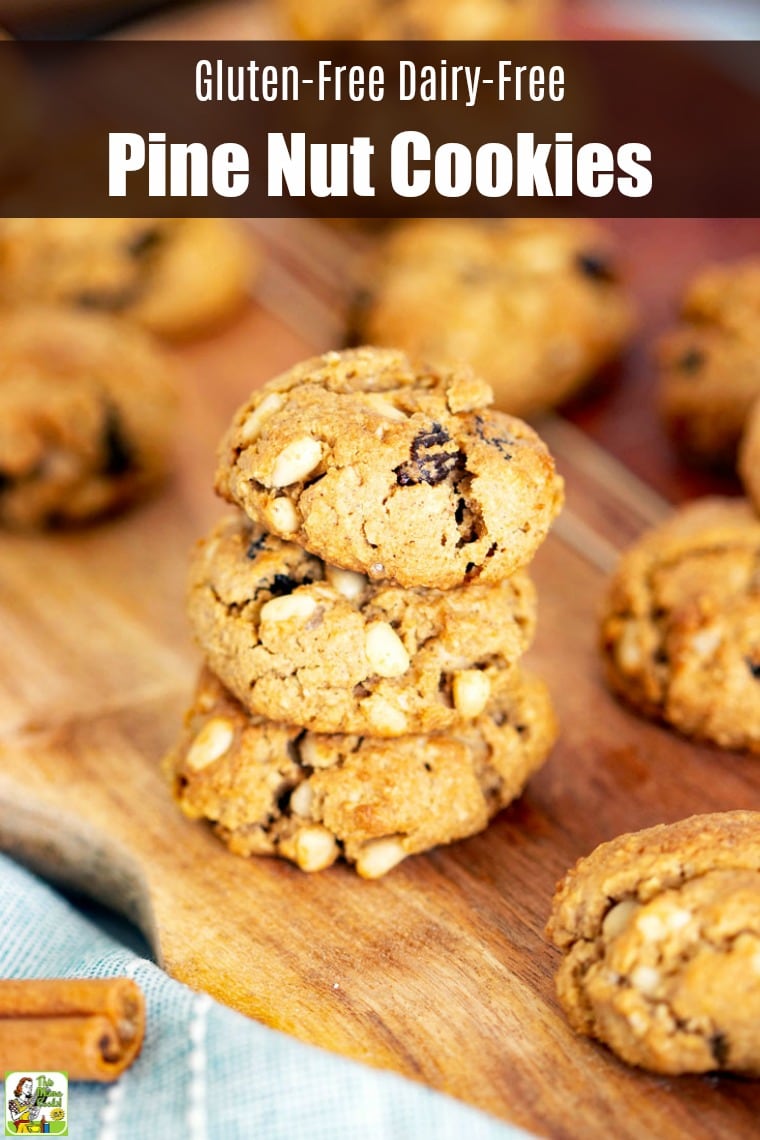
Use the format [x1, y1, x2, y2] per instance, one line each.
[348, 219, 634, 418]
[0, 306, 177, 527]
[599, 497, 760, 752]
[188, 510, 537, 736]
[165, 664, 557, 878]
[0, 217, 255, 341]
[215, 347, 564, 590]
[547, 811, 760, 1074]
[659, 258, 760, 466]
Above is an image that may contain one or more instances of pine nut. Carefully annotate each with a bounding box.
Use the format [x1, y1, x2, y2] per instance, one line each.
[260, 593, 317, 623]
[365, 622, 410, 677]
[356, 837, 407, 879]
[294, 825, 338, 872]
[186, 717, 235, 771]
[270, 437, 323, 487]
[266, 497, 299, 533]
[238, 392, 285, 443]
[452, 670, 491, 719]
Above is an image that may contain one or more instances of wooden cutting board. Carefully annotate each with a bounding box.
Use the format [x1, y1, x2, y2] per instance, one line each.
[2, 214, 760, 1138]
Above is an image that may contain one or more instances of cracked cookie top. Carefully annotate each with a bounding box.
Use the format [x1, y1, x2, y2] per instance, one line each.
[0, 217, 255, 341]
[0, 305, 178, 528]
[187, 510, 537, 736]
[164, 664, 557, 878]
[215, 347, 564, 590]
[600, 497, 760, 752]
[547, 812, 760, 1074]
[348, 219, 634, 418]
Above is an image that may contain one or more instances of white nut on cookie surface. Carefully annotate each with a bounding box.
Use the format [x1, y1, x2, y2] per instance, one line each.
[356, 837, 407, 879]
[289, 781, 314, 817]
[239, 393, 285, 443]
[601, 898, 639, 940]
[364, 696, 409, 735]
[452, 669, 491, 719]
[364, 621, 410, 677]
[185, 717, 235, 771]
[294, 825, 338, 872]
[270, 437, 323, 487]
[259, 593, 317, 624]
[325, 564, 368, 600]
[265, 496, 299, 533]
[361, 393, 408, 421]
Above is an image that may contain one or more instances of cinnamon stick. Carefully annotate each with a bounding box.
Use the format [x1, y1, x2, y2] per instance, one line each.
[0, 978, 145, 1081]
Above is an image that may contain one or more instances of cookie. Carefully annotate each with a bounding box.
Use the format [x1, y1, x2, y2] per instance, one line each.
[188, 510, 537, 736]
[659, 258, 760, 466]
[164, 664, 557, 877]
[348, 219, 634, 418]
[547, 811, 760, 1075]
[738, 396, 760, 515]
[215, 347, 564, 590]
[0, 305, 178, 528]
[0, 217, 255, 341]
[279, 0, 556, 39]
[599, 497, 760, 752]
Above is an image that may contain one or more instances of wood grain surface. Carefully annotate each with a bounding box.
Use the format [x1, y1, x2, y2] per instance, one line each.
[1, 215, 759, 1139]
[2, 5, 760, 1133]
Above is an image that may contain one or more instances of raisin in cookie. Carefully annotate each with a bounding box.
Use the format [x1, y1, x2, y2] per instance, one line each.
[165, 665, 557, 878]
[600, 497, 760, 752]
[348, 219, 634, 418]
[547, 812, 760, 1075]
[739, 396, 760, 515]
[659, 258, 760, 467]
[0, 306, 177, 528]
[188, 511, 537, 736]
[215, 347, 564, 590]
[279, 0, 555, 39]
[0, 217, 255, 341]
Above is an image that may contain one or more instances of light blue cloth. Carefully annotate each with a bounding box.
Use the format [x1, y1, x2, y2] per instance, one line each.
[0, 855, 534, 1140]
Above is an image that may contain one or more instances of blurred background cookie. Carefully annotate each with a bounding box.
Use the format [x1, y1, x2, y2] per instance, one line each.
[659, 258, 760, 468]
[739, 396, 760, 515]
[278, 0, 557, 39]
[599, 497, 760, 752]
[0, 305, 178, 527]
[0, 217, 257, 341]
[349, 219, 634, 419]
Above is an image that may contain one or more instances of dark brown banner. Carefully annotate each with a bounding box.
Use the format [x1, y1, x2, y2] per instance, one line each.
[1, 40, 758, 216]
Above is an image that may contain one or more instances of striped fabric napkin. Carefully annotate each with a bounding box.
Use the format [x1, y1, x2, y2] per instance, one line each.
[0, 854, 534, 1140]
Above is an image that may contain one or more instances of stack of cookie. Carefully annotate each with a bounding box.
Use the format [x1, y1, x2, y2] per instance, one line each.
[165, 347, 565, 877]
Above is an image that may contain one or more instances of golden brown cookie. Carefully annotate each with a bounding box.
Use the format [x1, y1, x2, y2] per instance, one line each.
[659, 258, 760, 466]
[349, 219, 634, 418]
[0, 305, 178, 527]
[739, 396, 760, 515]
[165, 664, 557, 877]
[0, 217, 255, 341]
[279, 0, 556, 38]
[547, 812, 760, 1075]
[188, 510, 537, 736]
[215, 347, 564, 590]
[599, 497, 760, 752]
